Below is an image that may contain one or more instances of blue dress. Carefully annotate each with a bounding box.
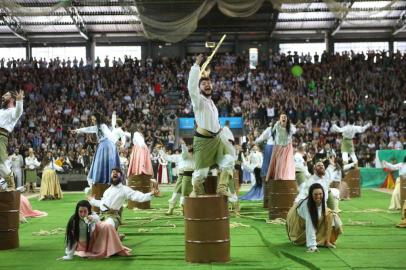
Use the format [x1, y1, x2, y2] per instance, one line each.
[76, 124, 120, 185]
[240, 167, 263, 201]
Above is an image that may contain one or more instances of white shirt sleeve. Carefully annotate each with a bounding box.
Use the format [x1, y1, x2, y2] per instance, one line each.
[75, 125, 97, 134]
[330, 124, 343, 133]
[90, 198, 101, 208]
[255, 126, 272, 144]
[12, 100, 23, 121]
[124, 186, 153, 202]
[187, 64, 202, 110]
[354, 123, 371, 134]
[297, 201, 318, 249]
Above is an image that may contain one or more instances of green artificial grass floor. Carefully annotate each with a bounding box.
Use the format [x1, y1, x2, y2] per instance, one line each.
[1, 189, 405, 270]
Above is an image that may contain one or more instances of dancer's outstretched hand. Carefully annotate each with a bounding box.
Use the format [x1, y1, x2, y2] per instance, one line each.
[15, 90, 24, 101]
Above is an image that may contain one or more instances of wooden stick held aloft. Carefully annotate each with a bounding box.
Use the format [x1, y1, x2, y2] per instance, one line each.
[199, 34, 227, 77]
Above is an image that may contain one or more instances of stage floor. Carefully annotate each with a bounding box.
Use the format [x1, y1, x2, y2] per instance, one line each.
[1, 189, 405, 270]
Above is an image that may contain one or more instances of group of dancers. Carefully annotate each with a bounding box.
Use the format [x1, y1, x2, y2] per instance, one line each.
[0, 54, 404, 259]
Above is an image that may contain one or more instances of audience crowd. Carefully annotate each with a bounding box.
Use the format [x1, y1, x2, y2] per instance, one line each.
[1, 49, 405, 175]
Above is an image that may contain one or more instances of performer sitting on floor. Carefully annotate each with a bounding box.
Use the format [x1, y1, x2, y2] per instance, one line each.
[88, 167, 159, 230]
[286, 183, 342, 252]
[383, 157, 406, 210]
[60, 200, 131, 260]
[296, 160, 341, 212]
[331, 117, 371, 164]
[0, 90, 24, 190]
[187, 54, 237, 202]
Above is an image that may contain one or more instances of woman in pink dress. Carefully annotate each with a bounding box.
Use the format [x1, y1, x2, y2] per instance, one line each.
[266, 114, 296, 181]
[60, 200, 130, 260]
[20, 194, 47, 222]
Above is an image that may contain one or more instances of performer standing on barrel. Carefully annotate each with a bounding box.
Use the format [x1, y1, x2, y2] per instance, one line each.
[331, 117, 371, 165]
[266, 113, 296, 182]
[187, 54, 237, 202]
[71, 112, 120, 187]
[0, 90, 24, 191]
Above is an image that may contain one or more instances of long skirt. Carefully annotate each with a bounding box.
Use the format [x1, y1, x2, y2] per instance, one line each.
[286, 204, 342, 246]
[158, 164, 169, 184]
[20, 195, 47, 218]
[266, 143, 295, 181]
[88, 138, 120, 185]
[39, 169, 63, 200]
[261, 144, 273, 177]
[127, 144, 153, 177]
[75, 222, 131, 258]
[241, 168, 263, 201]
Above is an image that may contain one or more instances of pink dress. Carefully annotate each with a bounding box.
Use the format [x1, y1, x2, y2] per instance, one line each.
[75, 222, 131, 259]
[127, 144, 154, 177]
[20, 195, 47, 218]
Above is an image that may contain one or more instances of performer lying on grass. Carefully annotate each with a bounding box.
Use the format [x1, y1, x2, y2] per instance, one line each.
[60, 200, 130, 260]
[286, 183, 343, 252]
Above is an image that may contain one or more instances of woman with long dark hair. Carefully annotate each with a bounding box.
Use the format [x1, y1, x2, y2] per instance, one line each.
[286, 183, 342, 252]
[61, 200, 130, 260]
[266, 113, 296, 181]
[71, 112, 120, 186]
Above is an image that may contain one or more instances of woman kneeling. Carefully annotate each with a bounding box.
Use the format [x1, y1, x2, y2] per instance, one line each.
[61, 200, 130, 260]
[286, 183, 342, 252]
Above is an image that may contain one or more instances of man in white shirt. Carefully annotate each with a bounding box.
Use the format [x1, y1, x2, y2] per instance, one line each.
[160, 140, 195, 215]
[0, 90, 24, 190]
[295, 160, 340, 211]
[88, 167, 158, 229]
[9, 148, 24, 188]
[331, 117, 371, 164]
[187, 54, 237, 202]
[294, 144, 311, 189]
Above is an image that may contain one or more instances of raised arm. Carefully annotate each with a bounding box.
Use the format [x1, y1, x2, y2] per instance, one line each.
[111, 111, 116, 129]
[12, 90, 24, 121]
[330, 124, 343, 133]
[255, 126, 272, 144]
[74, 125, 98, 134]
[187, 55, 203, 109]
[354, 122, 371, 134]
[124, 186, 153, 202]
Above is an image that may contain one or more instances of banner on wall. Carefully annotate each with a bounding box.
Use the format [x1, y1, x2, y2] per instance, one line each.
[178, 117, 243, 130]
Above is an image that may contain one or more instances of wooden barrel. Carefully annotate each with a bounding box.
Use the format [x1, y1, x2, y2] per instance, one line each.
[91, 183, 109, 213]
[268, 180, 297, 219]
[263, 179, 271, 208]
[400, 176, 406, 213]
[0, 191, 20, 250]
[184, 195, 230, 263]
[127, 174, 151, 209]
[344, 169, 361, 198]
[203, 176, 217, 195]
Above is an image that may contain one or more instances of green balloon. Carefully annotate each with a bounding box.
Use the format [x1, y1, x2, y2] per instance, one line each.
[291, 65, 303, 77]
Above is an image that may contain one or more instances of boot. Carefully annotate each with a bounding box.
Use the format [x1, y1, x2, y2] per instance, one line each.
[190, 181, 204, 197]
[165, 202, 175, 215]
[5, 173, 15, 190]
